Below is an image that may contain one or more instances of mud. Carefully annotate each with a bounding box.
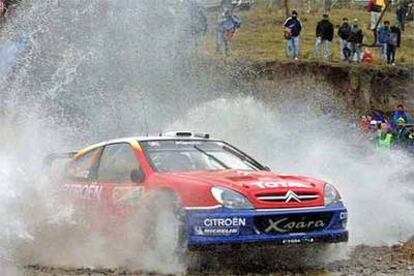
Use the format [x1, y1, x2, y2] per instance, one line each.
[22, 242, 414, 276]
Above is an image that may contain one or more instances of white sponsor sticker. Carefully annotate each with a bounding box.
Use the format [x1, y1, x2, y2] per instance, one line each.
[252, 181, 311, 189]
[282, 238, 315, 244]
[194, 226, 239, 236]
[265, 218, 325, 233]
[203, 217, 246, 227]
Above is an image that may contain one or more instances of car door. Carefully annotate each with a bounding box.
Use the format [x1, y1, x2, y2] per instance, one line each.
[63, 148, 102, 207]
[96, 143, 145, 220]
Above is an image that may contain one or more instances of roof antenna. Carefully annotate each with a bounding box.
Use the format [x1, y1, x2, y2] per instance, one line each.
[141, 94, 149, 136]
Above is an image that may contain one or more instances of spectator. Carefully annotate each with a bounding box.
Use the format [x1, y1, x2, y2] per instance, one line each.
[358, 115, 370, 131]
[396, 2, 407, 31]
[393, 118, 410, 147]
[368, 0, 387, 30]
[312, 13, 334, 61]
[347, 19, 364, 62]
[186, 0, 208, 48]
[386, 24, 401, 65]
[406, 126, 414, 154]
[375, 122, 393, 150]
[391, 104, 409, 126]
[216, 9, 242, 56]
[338, 17, 352, 61]
[283, 10, 303, 61]
[361, 47, 373, 63]
[373, 110, 386, 122]
[377, 20, 391, 61]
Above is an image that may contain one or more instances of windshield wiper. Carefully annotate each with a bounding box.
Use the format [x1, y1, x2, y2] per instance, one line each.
[193, 145, 230, 169]
[222, 145, 264, 170]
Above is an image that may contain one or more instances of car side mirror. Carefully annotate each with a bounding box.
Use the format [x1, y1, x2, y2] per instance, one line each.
[130, 168, 144, 184]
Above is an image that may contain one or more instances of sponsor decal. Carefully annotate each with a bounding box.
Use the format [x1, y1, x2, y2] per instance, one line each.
[64, 184, 102, 200]
[175, 141, 202, 145]
[203, 217, 246, 227]
[253, 182, 311, 189]
[265, 217, 326, 233]
[194, 226, 239, 236]
[194, 217, 246, 236]
[282, 238, 315, 244]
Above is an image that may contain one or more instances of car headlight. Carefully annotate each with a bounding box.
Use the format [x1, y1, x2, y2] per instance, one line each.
[324, 183, 341, 206]
[211, 186, 254, 209]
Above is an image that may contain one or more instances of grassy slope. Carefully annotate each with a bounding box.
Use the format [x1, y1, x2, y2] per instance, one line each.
[203, 2, 414, 65]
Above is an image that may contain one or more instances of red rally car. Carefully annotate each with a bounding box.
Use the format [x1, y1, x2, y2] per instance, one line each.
[47, 131, 348, 253]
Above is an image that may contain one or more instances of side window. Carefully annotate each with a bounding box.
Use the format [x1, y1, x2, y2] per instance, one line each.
[97, 143, 142, 183]
[65, 149, 100, 180]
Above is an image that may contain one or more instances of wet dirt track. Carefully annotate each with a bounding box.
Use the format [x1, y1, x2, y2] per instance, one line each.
[24, 243, 414, 276]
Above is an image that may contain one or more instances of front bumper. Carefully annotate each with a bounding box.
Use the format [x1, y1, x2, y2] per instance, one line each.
[186, 203, 348, 249]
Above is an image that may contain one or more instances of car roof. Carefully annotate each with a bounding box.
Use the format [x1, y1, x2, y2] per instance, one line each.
[76, 136, 221, 157]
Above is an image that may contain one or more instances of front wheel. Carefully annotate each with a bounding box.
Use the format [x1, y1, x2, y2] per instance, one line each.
[144, 191, 188, 272]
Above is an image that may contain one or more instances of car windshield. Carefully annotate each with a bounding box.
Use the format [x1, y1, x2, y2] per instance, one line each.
[141, 140, 263, 172]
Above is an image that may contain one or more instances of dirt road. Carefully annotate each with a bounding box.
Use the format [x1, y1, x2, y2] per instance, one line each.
[23, 242, 414, 276]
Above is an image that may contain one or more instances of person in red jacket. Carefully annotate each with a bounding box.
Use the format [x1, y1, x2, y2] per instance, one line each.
[361, 47, 373, 63]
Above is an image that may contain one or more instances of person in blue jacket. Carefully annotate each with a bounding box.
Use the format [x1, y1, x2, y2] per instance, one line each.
[391, 104, 410, 128]
[216, 9, 242, 56]
[377, 20, 391, 61]
[283, 10, 303, 60]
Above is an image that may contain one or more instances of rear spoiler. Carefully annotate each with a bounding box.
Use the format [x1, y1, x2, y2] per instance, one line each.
[43, 152, 77, 168]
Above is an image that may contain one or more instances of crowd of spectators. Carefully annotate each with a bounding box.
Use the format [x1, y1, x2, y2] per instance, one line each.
[207, 0, 412, 64]
[357, 104, 414, 153]
[283, 0, 411, 65]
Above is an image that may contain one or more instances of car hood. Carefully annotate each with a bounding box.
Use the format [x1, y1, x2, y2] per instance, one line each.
[155, 170, 327, 209]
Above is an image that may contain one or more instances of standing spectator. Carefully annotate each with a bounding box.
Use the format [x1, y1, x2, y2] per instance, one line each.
[348, 19, 364, 62]
[377, 21, 391, 61]
[396, 2, 407, 31]
[283, 10, 303, 61]
[368, 0, 387, 30]
[216, 9, 242, 56]
[312, 13, 334, 61]
[386, 24, 401, 65]
[338, 17, 352, 61]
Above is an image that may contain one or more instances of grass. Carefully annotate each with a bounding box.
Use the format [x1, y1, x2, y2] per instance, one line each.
[202, 2, 414, 66]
